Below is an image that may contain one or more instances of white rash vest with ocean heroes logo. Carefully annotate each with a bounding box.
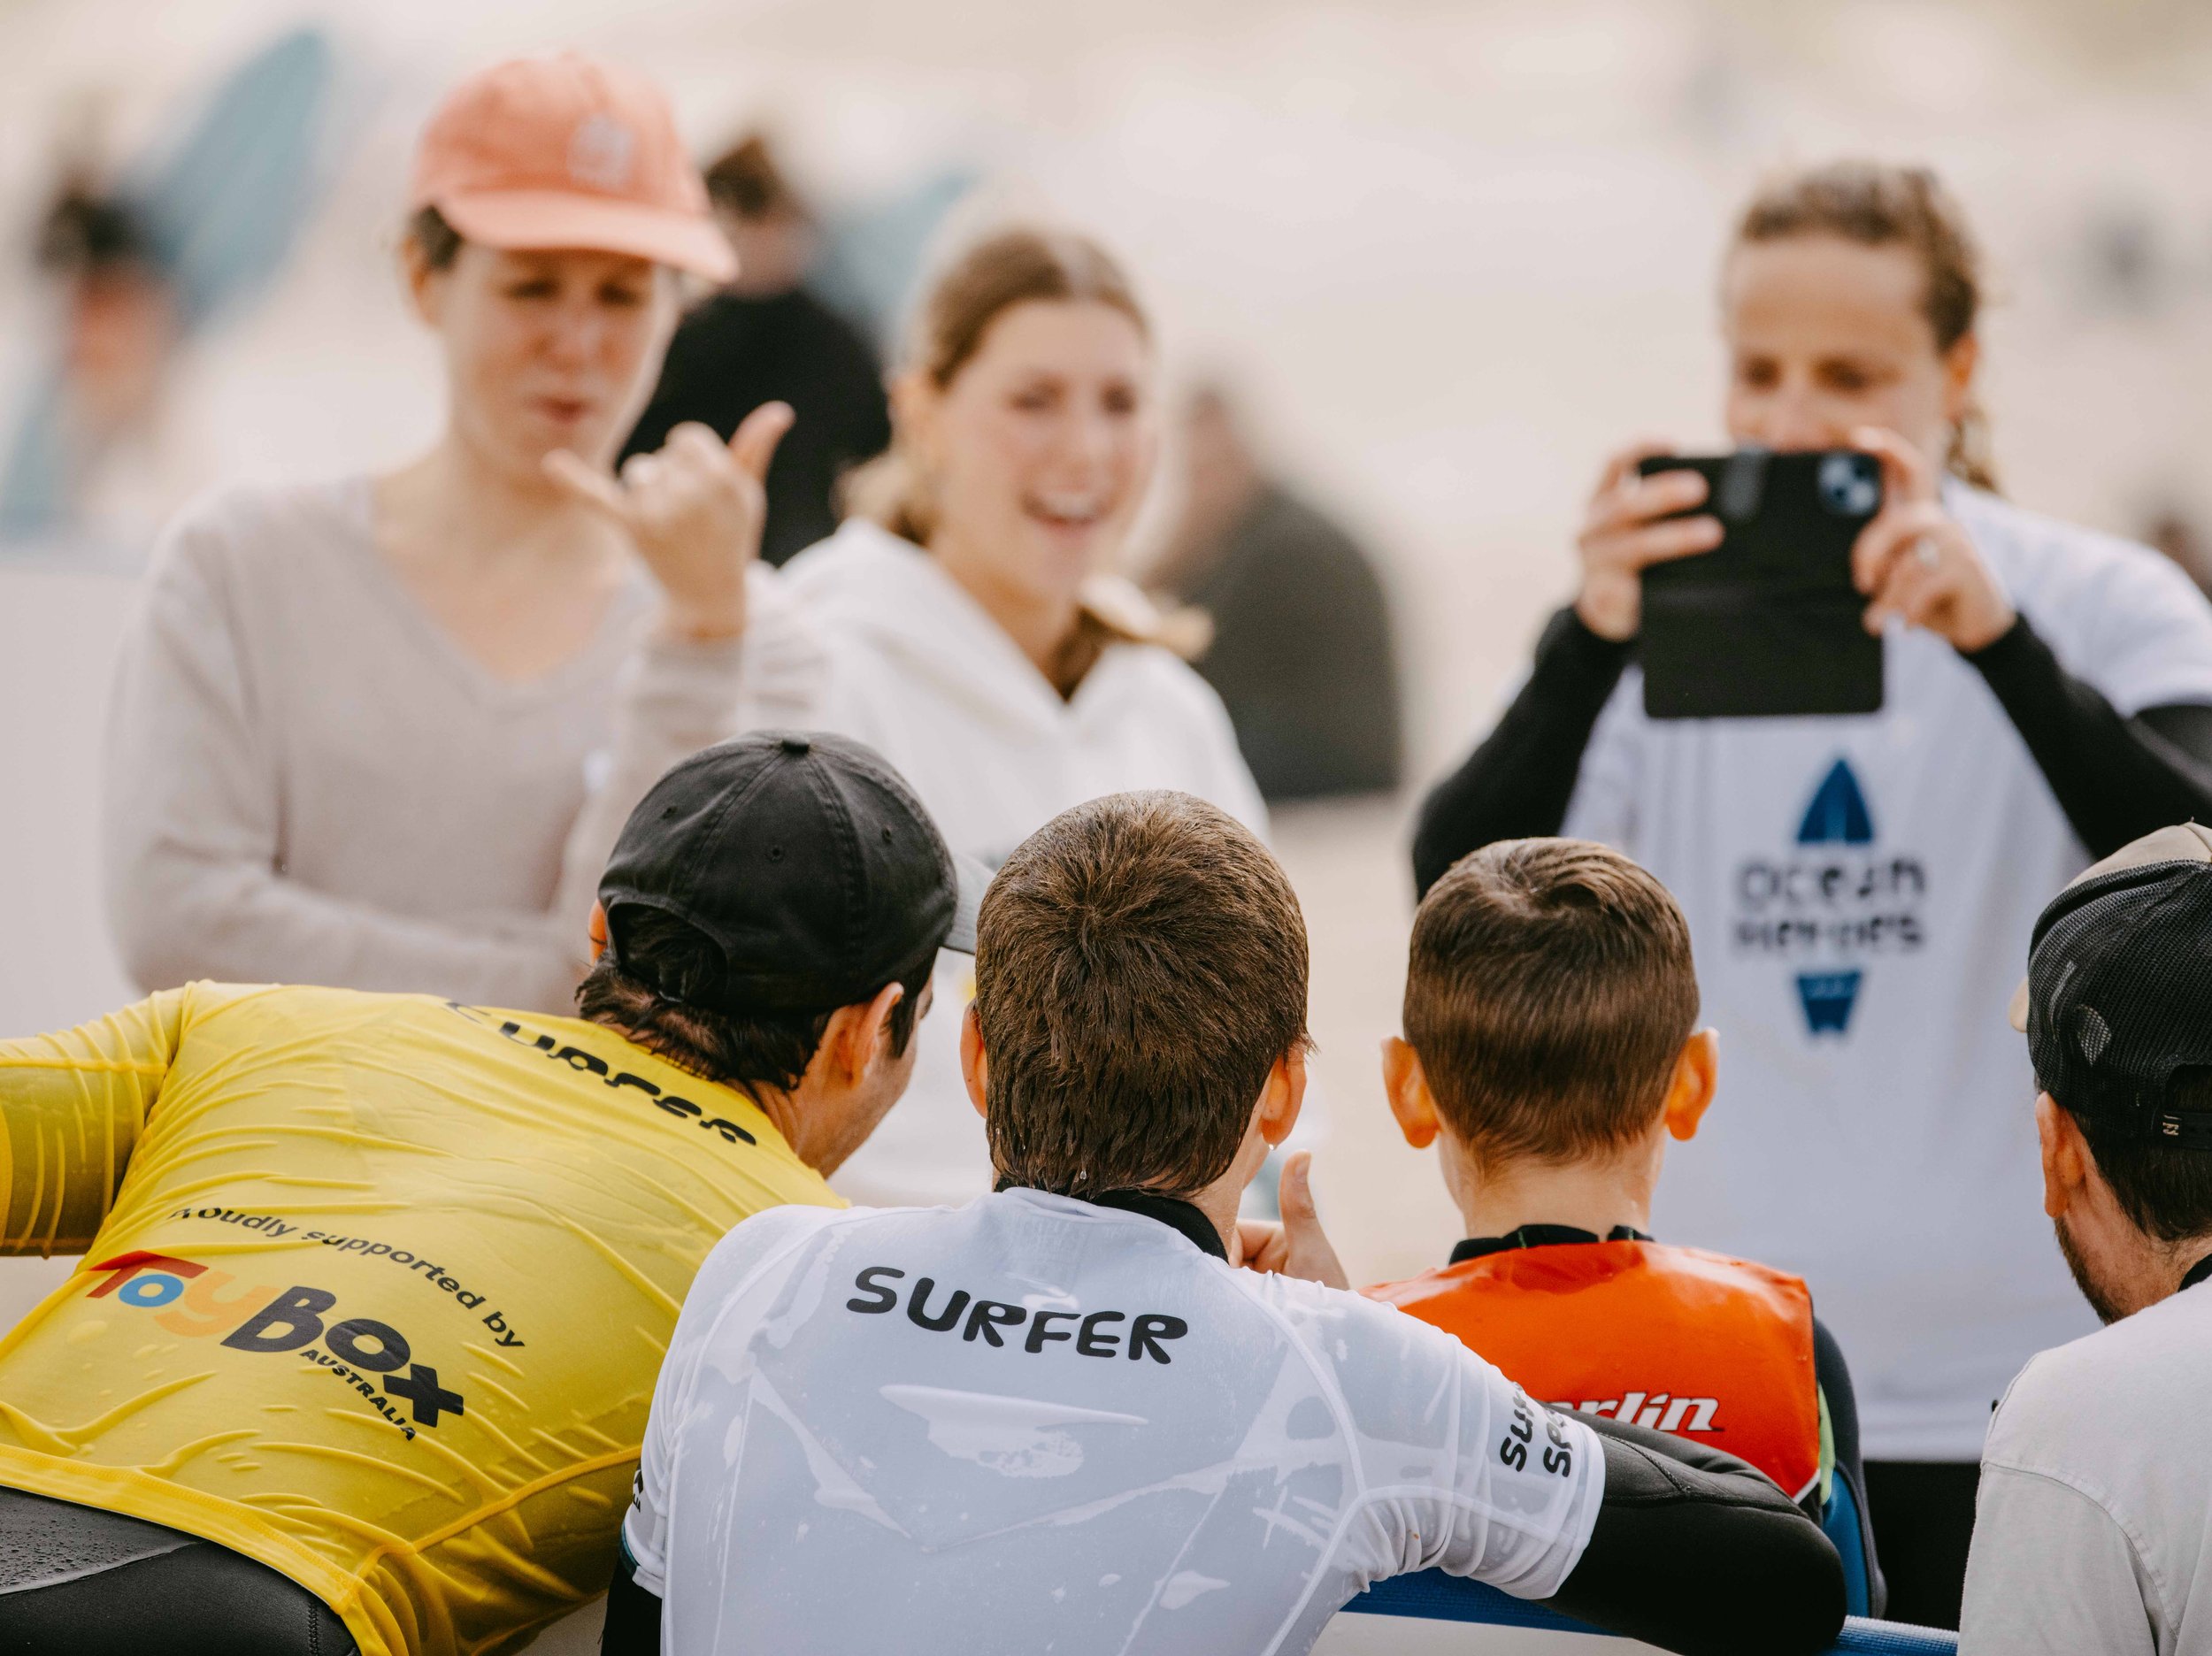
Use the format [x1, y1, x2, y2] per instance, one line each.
[622, 1190, 1603, 1655]
[1560, 481, 2212, 1460]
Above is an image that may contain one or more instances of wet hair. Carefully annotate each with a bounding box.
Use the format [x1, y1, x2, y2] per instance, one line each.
[405, 203, 465, 272]
[975, 791, 1310, 1199]
[1732, 160, 1998, 492]
[843, 226, 1150, 545]
[1405, 839, 1700, 1170]
[576, 906, 930, 1094]
[703, 133, 803, 223]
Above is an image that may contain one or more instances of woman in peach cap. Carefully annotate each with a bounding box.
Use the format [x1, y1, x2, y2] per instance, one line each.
[101, 53, 794, 1011]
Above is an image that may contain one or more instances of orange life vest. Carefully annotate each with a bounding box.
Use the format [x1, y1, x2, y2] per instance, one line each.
[1369, 1238, 1821, 1500]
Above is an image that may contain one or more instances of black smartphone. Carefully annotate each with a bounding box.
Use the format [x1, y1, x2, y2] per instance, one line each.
[1635, 448, 1885, 719]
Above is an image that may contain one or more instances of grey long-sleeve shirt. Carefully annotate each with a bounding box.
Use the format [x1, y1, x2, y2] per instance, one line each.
[98, 478, 804, 1011]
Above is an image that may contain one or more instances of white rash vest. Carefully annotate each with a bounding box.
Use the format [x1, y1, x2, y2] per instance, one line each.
[622, 1190, 1602, 1655]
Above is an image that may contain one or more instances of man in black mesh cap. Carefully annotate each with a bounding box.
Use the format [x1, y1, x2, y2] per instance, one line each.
[1959, 822, 2212, 1653]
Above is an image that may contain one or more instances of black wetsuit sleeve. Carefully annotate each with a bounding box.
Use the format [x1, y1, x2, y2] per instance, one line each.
[1411, 607, 1632, 895]
[1543, 1412, 1845, 1656]
[1813, 1314, 1885, 1617]
[1963, 614, 2212, 860]
[599, 1545, 662, 1656]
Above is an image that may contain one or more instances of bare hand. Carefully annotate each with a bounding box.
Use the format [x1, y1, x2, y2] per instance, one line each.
[1849, 426, 2013, 652]
[1233, 1152, 1350, 1290]
[1572, 439, 1724, 641]
[544, 402, 795, 640]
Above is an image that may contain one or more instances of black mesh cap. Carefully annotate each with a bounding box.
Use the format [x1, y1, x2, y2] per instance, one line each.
[2016, 824, 2212, 1147]
[596, 731, 981, 1015]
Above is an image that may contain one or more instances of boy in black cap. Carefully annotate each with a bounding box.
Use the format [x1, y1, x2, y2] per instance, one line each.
[0, 732, 976, 1656]
[1960, 823, 2212, 1653]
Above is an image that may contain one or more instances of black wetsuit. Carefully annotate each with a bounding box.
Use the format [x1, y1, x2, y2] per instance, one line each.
[0, 1487, 357, 1656]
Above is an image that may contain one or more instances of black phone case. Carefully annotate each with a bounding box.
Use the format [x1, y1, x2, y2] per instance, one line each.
[1635, 450, 1885, 719]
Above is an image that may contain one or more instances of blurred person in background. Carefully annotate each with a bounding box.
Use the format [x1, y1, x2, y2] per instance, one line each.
[4, 32, 334, 562]
[0, 176, 193, 556]
[101, 53, 803, 1012]
[2143, 504, 2211, 597]
[1412, 160, 2212, 1629]
[1148, 383, 1402, 801]
[549, 227, 1264, 1210]
[620, 132, 891, 566]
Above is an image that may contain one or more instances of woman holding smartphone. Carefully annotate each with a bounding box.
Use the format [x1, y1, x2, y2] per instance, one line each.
[103, 55, 796, 1012]
[554, 226, 1264, 1210]
[1414, 161, 2212, 1629]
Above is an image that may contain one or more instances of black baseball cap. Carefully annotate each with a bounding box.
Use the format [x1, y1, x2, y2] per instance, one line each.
[596, 731, 982, 1015]
[2012, 824, 2212, 1147]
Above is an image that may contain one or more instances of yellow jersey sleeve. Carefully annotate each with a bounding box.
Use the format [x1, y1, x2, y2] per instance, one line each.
[0, 985, 842, 1656]
[0, 985, 256, 1254]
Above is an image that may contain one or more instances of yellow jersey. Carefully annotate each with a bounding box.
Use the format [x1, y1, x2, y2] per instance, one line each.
[0, 983, 841, 1656]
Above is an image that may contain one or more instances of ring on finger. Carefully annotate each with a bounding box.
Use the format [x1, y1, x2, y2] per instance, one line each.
[1914, 535, 1941, 571]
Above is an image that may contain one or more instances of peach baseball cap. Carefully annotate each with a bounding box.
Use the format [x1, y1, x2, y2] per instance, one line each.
[410, 53, 736, 281]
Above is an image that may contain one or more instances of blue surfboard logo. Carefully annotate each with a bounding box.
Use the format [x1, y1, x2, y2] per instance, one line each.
[1797, 759, 1875, 846]
[1792, 760, 1875, 1034]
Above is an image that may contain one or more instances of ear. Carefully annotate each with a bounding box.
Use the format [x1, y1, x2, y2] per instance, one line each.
[960, 1001, 987, 1121]
[1256, 1045, 1309, 1148]
[1663, 1029, 1720, 1143]
[1940, 331, 1980, 426]
[588, 901, 609, 963]
[833, 980, 907, 1084]
[1382, 1037, 1440, 1151]
[2038, 1092, 2093, 1222]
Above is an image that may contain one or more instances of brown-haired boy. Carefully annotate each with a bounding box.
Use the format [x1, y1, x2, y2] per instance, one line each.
[1368, 837, 1883, 1614]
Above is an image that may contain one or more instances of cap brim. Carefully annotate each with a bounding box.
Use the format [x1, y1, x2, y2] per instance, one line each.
[942, 852, 989, 956]
[2075, 822, 2212, 886]
[437, 189, 736, 281]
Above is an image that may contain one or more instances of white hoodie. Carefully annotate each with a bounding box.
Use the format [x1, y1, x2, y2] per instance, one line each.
[567, 518, 1266, 1206]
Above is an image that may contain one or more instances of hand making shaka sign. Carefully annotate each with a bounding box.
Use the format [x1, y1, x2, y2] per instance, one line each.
[546, 401, 795, 641]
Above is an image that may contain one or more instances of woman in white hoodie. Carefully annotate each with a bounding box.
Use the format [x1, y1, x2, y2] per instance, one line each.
[557, 227, 1265, 1205]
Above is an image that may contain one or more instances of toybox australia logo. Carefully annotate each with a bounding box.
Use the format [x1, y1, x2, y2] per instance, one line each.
[1729, 758, 1928, 1038]
[87, 1250, 465, 1441]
